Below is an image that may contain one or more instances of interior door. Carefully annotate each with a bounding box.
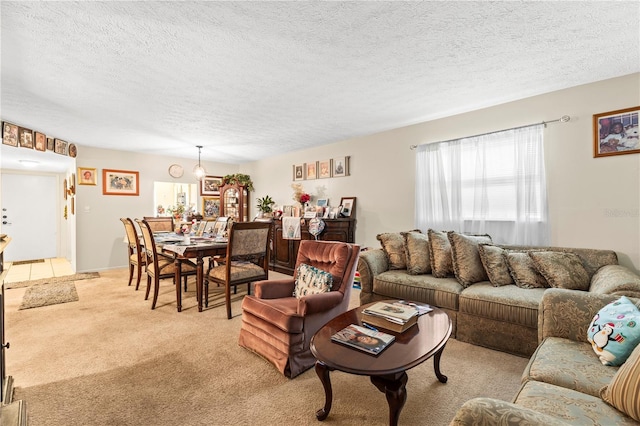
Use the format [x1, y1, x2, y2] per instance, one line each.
[1, 173, 57, 262]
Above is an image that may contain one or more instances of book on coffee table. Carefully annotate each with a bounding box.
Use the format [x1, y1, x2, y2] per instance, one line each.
[362, 312, 418, 333]
[330, 324, 395, 355]
[362, 301, 418, 324]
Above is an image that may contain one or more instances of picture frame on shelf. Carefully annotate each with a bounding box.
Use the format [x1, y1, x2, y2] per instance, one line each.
[102, 169, 139, 196]
[212, 216, 229, 236]
[2, 122, 18, 147]
[18, 127, 33, 149]
[332, 156, 349, 177]
[293, 164, 304, 181]
[316, 198, 328, 207]
[201, 175, 222, 196]
[306, 161, 317, 180]
[202, 196, 220, 219]
[34, 132, 46, 151]
[593, 106, 640, 158]
[329, 206, 342, 219]
[78, 167, 97, 185]
[318, 159, 332, 178]
[54, 138, 68, 155]
[46, 137, 55, 151]
[339, 197, 356, 217]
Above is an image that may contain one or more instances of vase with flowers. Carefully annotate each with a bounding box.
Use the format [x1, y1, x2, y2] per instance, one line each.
[291, 183, 312, 210]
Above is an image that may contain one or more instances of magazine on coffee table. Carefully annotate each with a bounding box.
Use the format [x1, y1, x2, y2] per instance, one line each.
[330, 324, 395, 355]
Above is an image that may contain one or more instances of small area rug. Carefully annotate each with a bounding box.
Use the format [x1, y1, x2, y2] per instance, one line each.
[5, 272, 100, 289]
[19, 282, 79, 310]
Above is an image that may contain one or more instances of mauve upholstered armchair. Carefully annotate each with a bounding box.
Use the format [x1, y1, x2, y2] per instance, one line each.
[238, 240, 360, 378]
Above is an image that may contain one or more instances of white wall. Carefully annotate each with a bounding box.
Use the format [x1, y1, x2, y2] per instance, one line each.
[242, 73, 640, 272]
[75, 147, 238, 272]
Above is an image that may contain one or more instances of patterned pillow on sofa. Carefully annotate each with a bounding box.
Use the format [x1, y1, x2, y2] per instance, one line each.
[587, 296, 640, 366]
[447, 231, 492, 287]
[529, 251, 590, 291]
[504, 251, 548, 289]
[427, 229, 454, 278]
[402, 231, 431, 275]
[601, 342, 640, 421]
[478, 244, 514, 287]
[377, 230, 421, 270]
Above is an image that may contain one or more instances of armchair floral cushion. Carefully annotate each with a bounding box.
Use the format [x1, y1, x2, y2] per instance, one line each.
[292, 263, 333, 298]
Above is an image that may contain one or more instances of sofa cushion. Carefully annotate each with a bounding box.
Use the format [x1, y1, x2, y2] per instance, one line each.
[372, 270, 462, 311]
[427, 229, 454, 278]
[522, 336, 618, 397]
[601, 342, 640, 422]
[529, 251, 590, 291]
[447, 231, 492, 287]
[514, 380, 638, 426]
[590, 265, 640, 298]
[459, 282, 543, 328]
[504, 251, 548, 289]
[478, 244, 514, 287]
[292, 263, 333, 298]
[402, 231, 431, 275]
[587, 296, 640, 366]
[377, 230, 420, 270]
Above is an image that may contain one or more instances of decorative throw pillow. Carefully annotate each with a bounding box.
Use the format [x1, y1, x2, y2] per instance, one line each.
[447, 231, 492, 287]
[504, 251, 548, 289]
[427, 229, 454, 278]
[587, 296, 640, 366]
[478, 244, 514, 287]
[293, 263, 333, 299]
[601, 342, 640, 421]
[377, 230, 420, 270]
[402, 231, 431, 275]
[529, 251, 590, 291]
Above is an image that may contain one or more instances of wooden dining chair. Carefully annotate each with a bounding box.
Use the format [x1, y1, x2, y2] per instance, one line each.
[143, 216, 174, 233]
[136, 218, 197, 310]
[120, 217, 147, 289]
[204, 221, 271, 319]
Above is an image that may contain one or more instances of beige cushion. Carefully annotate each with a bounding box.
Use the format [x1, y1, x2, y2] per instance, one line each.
[402, 231, 431, 275]
[292, 263, 333, 298]
[447, 231, 492, 287]
[504, 251, 548, 289]
[529, 251, 590, 291]
[209, 261, 267, 282]
[601, 343, 640, 421]
[377, 231, 419, 270]
[427, 229, 454, 278]
[478, 244, 513, 286]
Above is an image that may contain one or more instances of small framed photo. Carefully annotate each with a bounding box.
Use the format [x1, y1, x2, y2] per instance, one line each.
[54, 138, 68, 155]
[2, 122, 18, 147]
[102, 169, 139, 196]
[212, 216, 229, 236]
[339, 197, 356, 218]
[329, 206, 342, 219]
[68, 143, 77, 158]
[293, 164, 304, 181]
[332, 156, 349, 177]
[34, 132, 46, 151]
[283, 205, 294, 217]
[594, 106, 640, 157]
[201, 196, 220, 219]
[318, 159, 332, 178]
[46, 137, 55, 151]
[200, 175, 222, 196]
[78, 167, 97, 185]
[306, 161, 317, 180]
[18, 127, 33, 149]
[316, 198, 328, 207]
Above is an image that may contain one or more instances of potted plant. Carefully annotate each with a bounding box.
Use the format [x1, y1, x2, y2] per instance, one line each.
[256, 195, 275, 217]
[221, 174, 254, 191]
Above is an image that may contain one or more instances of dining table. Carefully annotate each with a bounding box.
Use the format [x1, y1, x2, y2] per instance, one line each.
[156, 233, 227, 312]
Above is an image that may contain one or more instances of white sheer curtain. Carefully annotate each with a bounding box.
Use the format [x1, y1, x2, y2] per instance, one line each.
[415, 124, 549, 245]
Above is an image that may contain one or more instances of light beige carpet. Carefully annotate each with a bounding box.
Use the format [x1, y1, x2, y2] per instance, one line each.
[5, 272, 100, 289]
[4, 268, 529, 425]
[19, 281, 78, 310]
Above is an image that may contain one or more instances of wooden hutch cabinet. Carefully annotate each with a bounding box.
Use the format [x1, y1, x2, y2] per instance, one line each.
[219, 183, 250, 222]
[271, 217, 356, 275]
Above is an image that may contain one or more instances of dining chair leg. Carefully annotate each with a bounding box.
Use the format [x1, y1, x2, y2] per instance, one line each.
[135, 265, 143, 290]
[145, 275, 152, 300]
[225, 283, 232, 319]
[127, 264, 134, 286]
[204, 278, 209, 308]
[151, 276, 160, 309]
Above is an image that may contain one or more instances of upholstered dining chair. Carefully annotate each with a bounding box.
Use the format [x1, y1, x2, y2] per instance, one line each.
[204, 221, 271, 319]
[120, 217, 147, 289]
[238, 240, 360, 378]
[143, 216, 174, 233]
[136, 218, 197, 310]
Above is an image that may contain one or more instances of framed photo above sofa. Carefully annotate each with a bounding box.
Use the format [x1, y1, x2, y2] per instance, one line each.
[593, 106, 640, 158]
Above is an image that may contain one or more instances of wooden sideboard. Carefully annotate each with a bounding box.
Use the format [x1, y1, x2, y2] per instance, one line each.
[271, 218, 356, 275]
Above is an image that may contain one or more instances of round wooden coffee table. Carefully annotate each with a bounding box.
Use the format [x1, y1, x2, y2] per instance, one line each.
[310, 300, 452, 426]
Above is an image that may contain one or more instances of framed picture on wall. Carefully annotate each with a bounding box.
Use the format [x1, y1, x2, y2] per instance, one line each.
[78, 167, 97, 185]
[54, 138, 68, 155]
[318, 159, 332, 178]
[332, 156, 350, 177]
[306, 161, 317, 180]
[2, 122, 18, 147]
[46, 137, 55, 151]
[202, 196, 220, 219]
[18, 127, 33, 149]
[102, 169, 139, 196]
[34, 132, 46, 151]
[293, 164, 304, 181]
[200, 175, 222, 196]
[593, 106, 640, 158]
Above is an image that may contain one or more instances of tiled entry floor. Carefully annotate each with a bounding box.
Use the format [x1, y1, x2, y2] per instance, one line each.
[3, 258, 74, 284]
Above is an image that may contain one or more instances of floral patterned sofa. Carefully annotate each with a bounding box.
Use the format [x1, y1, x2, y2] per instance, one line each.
[357, 229, 640, 357]
[450, 289, 640, 425]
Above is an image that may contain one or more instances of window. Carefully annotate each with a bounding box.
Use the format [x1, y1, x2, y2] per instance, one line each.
[415, 124, 549, 245]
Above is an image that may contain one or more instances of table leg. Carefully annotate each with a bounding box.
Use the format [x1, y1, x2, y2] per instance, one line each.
[315, 361, 333, 421]
[371, 372, 408, 426]
[433, 343, 448, 383]
[174, 258, 182, 312]
[196, 255, 204, 312]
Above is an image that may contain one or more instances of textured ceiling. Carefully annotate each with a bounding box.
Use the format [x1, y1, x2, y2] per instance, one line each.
[1, 1, 639, 168]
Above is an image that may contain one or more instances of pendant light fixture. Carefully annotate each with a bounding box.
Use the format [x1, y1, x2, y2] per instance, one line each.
[193, 145, 206, 181]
